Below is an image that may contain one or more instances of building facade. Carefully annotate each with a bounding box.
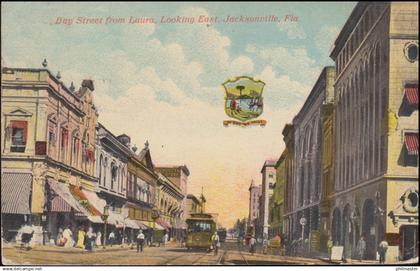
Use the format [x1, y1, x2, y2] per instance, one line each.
[282, 124, 295, 246]
[260, 160, 277, 239]
[248, 180, 261, 231]
[125, 140, 160, 237]
[155, 165, 190, 240]
[1, 66, 99, 244]
[156, 172, 183, 237]
[290, 66, 335, 254]
[269, 151, 286, 238]
[330, 2, 418, 262]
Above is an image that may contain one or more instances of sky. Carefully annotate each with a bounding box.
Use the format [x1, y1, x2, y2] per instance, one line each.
[2, 2, 356, 228]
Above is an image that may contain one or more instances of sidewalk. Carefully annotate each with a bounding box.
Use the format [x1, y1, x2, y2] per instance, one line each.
[2, 241, 182, 254]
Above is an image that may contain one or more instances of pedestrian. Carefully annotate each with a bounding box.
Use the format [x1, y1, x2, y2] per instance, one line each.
[162, 232, 168, 247]
[136, 230, 145, 253]
[85, 227, 94, 252]
[76, 226, 86, 249]
[378, 239, 389, 264]
[109, 231, 115, 247]
[356, 235, 367, 262]
[95, 231, 102, 247]
[249, 235, 256, 255]
[63, 226, 74, 248]
[211, 231, 220, 255]
[327, 236, 333, 260]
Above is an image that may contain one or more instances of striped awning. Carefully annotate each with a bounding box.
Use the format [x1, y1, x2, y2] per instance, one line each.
[405, 133, 419, 155]
[47, 179, 84, 213]
[1, 173, 32, 214]
[156, 218, 172, 230]
[405, 85, 418, 105]
[135, 220, 149, 230]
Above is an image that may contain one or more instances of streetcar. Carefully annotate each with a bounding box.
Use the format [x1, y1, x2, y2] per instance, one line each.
[186, 213, 216, 250]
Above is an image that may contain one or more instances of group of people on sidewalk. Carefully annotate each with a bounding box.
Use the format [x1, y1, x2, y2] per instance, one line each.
[327, 234, 389, 264]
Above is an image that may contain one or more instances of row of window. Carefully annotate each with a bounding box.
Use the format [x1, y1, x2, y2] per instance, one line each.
[337, 4, 385, 75]
[335, 44, 388, 192]
[127, 172, 152, 204]
[97, 154, 125, 194]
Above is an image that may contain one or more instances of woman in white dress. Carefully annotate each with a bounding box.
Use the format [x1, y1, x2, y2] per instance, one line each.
[96, 231, 102, 247]
[63, 226, 74, 248]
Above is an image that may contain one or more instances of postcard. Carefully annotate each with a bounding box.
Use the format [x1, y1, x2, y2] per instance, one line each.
[1, 1, 418, 268]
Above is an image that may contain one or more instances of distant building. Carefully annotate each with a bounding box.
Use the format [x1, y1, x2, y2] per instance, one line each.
[155, 165, 190, 240]
[270, 151, 286, 238]
[248, 180, 261, 231]
[261, 159, 277, 238]
[282, 124, 295, 244]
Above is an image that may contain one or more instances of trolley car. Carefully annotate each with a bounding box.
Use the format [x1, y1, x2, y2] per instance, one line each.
[186, 213, 216, 250]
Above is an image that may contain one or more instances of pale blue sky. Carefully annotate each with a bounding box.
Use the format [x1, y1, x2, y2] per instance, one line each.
[2, 2, 357, 226]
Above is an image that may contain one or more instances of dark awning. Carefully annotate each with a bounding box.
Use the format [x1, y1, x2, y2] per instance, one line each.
[1, 173, 32, 214]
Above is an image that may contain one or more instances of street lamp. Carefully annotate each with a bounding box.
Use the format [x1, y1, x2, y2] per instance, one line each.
[102, 205, 109, 249]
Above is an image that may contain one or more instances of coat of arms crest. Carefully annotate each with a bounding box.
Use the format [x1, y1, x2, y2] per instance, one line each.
[222, 76, 266, 127]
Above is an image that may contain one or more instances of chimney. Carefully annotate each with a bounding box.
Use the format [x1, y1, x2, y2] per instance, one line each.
[81, 79, 94, 91]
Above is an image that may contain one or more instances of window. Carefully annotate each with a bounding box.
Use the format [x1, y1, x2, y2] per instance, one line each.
[60, 127, 68, 161]
[111, 163, 117, 190]
[48, 120, 56, 146]
[10, 121, 27, 153]
[72, 136, 80, 167]
[405, 43, 419, 62]
[403, 132, 419, 167]
[98, 155, 103, 185]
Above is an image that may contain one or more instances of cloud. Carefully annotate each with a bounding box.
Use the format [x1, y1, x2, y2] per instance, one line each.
[277, 21, 306, 40]
[246, 44, 321, 83]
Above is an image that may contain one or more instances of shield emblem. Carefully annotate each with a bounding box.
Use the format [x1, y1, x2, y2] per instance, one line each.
[222, 76, 265, 122]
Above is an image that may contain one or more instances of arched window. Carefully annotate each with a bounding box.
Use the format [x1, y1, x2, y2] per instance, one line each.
[111, 162, 117, 190]
[99, 155, 103, 185]
[71, 131, 80, 167]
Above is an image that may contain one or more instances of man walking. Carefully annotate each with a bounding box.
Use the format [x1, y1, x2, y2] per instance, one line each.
[378, 239, 389, 264]
[137, 230, 145, 253]
[249, 235, 256, 255]
[356, 235, 366, 262]
[109, 231, 115, 247]
[211, 231, 220, 256]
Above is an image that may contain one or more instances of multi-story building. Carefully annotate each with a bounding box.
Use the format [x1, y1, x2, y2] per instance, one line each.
[155, 165, 190, 240]
[319, 94, 335, 254]
[156, 172, 183, 237]
[290, 66, 335, 252]
[282, 124, 295, 245]
[261, 160, 277, 239]
[248, 180, 261, 231]
[330, 2, 418, 262]
[93, 123, 140, 242]
[1, 65, 99, 244]
[125, 140, 161, 236]
[269, 151, 286, 237]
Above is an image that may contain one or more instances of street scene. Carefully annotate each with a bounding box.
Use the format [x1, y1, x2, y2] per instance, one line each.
[1, 1, 419, 267]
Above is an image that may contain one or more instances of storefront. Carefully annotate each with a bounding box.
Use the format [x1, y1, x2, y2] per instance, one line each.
[1, 172, 32, 242]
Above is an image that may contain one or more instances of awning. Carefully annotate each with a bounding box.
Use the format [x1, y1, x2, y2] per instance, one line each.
[1, 173, 32, 214]
[82, 189, 106, 215]
[405, 133, 419, 155]
[69, 185, 102, 216]
[156, 218, 172, 230]
[135, 220, 149, 230]
[48, 179, 84, 213]
[125, 219, 140, 229]
[142, 221, 164, 231]
[108, 212, 126, 228]
[405, 85, 418, 105]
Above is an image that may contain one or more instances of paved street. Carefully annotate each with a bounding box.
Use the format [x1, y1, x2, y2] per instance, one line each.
[2, 239, 329, 265]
